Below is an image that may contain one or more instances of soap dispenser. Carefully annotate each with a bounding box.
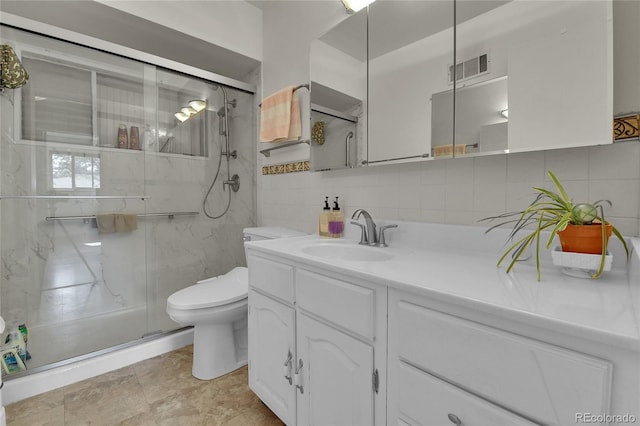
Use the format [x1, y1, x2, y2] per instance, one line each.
[318, 197, 331, 237]
[329, 197, 344, 238]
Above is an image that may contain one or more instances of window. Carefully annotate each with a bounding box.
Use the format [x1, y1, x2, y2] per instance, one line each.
[51, 152, 100, 190]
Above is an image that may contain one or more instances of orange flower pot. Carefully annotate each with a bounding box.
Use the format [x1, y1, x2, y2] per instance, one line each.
[557, 223, 612, 254]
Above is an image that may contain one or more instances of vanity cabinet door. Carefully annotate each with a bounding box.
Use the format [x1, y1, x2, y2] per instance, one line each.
[248, 290, 296, 425]
[295, 313, 374, 426]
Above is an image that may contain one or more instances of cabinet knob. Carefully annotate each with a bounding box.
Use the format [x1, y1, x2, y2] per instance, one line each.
[447, 413, 462, 425]
[283, 350, 293, 385]
[294, 359, 304, 394]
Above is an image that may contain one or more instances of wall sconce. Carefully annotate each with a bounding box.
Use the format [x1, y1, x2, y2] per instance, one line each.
[175, 99, 207, 123]
[341, 0, 375, 14]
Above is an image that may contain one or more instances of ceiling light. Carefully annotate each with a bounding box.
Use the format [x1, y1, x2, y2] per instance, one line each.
[341, 0, 375, 14]
[181, 107, 196, 116]
[189, 99, 207, 112]
[174, 112, 189, 122]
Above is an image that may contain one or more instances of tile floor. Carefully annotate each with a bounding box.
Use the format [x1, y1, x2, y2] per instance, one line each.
[5, 345, 284, 426]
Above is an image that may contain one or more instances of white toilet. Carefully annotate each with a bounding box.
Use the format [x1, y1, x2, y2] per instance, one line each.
[166, 227, 306, 380]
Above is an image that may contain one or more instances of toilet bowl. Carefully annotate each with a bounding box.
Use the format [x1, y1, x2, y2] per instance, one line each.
[166, 227, 306, 380]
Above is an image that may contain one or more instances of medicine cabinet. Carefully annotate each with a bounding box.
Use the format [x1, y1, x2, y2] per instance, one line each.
[310, 0, 614, 168]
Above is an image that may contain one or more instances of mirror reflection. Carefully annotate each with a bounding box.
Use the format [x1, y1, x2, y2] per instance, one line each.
[311, 0, 613, 168]
[368, 0, 455, 163]
[309, 8, 366, 171]
[455, 0, 612, 156]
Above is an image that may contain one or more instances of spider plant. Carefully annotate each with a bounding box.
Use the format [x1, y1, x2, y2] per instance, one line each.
[480, 170, 628, 280]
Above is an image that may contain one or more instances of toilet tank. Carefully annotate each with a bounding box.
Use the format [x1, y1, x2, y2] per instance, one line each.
[242, 227, 306, 242]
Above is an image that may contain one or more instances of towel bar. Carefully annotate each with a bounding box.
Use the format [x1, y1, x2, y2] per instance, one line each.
[1, 195, 148, 200]
[258, 84, 309, 108]
[45, 212, 199, 221]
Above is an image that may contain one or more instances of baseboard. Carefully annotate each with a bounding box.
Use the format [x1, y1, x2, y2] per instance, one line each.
[2, 328, 194, 405]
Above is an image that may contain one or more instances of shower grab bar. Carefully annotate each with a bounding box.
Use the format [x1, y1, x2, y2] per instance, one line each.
[45, 211, 199, 221]
[346, 131, 354, 168]
[1, 195, 148, 200]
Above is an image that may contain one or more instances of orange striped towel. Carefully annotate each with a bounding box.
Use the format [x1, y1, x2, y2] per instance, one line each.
[260, 86, 302, 142]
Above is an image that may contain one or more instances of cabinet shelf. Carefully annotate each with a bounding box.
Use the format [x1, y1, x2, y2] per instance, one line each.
[259, 139, 310, 157]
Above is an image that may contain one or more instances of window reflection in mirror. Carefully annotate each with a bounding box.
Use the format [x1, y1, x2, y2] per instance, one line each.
[309, 7, 366, 170]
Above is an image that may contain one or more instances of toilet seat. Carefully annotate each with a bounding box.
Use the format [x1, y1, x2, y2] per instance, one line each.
[167, 266, 248, 310]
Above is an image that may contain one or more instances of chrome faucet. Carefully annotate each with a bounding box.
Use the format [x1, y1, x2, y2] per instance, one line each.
[351, 209, 398, 247]
[351, 209, 377, 245]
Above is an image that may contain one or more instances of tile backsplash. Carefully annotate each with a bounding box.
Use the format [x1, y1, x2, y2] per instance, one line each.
[259, 141, 640, 237]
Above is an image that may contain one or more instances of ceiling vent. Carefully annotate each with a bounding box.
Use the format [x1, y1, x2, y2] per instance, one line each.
[448, 53, 489, 84]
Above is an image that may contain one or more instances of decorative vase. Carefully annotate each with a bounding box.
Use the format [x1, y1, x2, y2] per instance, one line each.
[558, 223, 612, 254]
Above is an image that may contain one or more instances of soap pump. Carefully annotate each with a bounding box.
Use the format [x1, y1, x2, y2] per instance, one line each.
[329, 197, 344, 238]
[318, 196, 331, 237]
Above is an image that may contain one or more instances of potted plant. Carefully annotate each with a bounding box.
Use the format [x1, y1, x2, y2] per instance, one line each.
[481, 170, 629, 280]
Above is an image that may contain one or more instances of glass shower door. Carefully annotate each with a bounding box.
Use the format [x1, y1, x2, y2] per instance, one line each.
[0, 25, 153, 371]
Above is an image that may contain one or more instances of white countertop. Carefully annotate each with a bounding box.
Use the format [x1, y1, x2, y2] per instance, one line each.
[246, 221, 640, 352]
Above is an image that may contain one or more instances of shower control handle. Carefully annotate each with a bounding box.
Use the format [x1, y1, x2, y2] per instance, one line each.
[283, 350, 293, 385]
[223, 174, 240, 192]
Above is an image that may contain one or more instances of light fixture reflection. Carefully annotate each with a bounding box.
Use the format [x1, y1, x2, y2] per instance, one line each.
[189, 99, 207, 112]
[174, 99, 207, 123]
[341, 0, 375, 14]
[174, 112, 189, 122]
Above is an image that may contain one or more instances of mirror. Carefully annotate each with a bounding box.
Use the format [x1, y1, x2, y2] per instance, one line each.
[310, 0, 613, 168]
[455, 1, 612, 156]
[309, 8, 367, 171]
[368, 0, 455, 163]
[366, 0, 612, 165]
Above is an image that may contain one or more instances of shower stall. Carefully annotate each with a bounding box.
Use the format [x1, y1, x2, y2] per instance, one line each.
[0, 25, 256, 374]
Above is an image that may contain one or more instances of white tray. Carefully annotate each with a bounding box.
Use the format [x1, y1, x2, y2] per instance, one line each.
[551, 246, 612, 278]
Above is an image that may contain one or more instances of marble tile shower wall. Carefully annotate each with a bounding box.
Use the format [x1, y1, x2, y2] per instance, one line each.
[0, 89, 256, 366]
[260, 141, 640, 238]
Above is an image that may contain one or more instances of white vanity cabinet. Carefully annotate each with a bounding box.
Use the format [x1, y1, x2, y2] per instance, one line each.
[387, 289, 614, 426]
[247, 251, 387, 426]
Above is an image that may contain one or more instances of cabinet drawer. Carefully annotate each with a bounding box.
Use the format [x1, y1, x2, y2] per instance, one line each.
[296, 269, 375, 340]
[247, 254, 294, 303]
[394, 301, 612, 425]
[398, 362, 537, 426]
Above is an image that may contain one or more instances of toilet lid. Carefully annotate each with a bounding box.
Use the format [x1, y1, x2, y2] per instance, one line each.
[167, 267, 248, 310]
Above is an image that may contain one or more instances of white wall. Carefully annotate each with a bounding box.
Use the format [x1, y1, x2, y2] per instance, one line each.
[259, 1, 640, 238]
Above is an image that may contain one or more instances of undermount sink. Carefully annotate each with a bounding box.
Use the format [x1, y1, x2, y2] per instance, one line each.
[300, 242, 393, 262]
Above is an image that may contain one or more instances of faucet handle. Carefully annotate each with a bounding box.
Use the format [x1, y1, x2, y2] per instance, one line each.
[350, 221, 369, 245]
[377, 224, 398, 247]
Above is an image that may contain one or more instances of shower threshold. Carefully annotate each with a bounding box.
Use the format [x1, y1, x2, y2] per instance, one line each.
[3, 326, 193, 381]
